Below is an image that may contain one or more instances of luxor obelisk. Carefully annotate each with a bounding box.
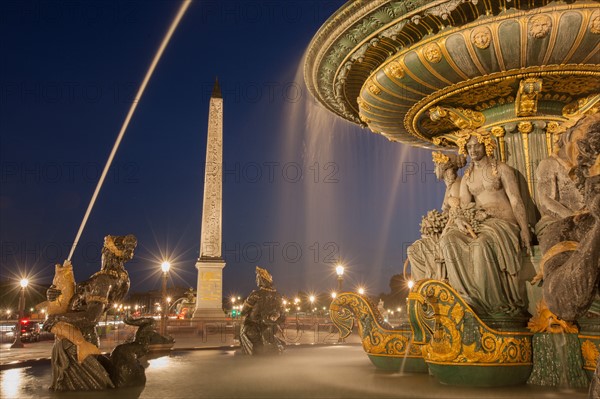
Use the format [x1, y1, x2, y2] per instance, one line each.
[193, 78, 226, 320]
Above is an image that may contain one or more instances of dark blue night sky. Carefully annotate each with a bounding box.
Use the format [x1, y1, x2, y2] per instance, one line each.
[0, 0, 444, 299]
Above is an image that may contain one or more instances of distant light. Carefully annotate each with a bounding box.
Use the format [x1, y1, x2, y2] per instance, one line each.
[294, 297, 300, 304]
[358, 287, 365, 295]
[322, 307, 326, 310]
[397, 307, 401, 312]
[407, 280, 415, 289]
[29, 308, 34, 312]
[283, 300, 287, 306]
[331, 292, 337, 299]
[309, 295, 315, 303]
[161, 261, 171, 273]
[20, 279, 29, 288]
[166, 297, 172, 303]
[335, 265, 344, 276]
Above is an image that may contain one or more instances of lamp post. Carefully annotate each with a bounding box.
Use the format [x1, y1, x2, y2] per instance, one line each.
[335, 265, 344, 292]
[160, 261, 170, 336]
[11, 278, 28, 348]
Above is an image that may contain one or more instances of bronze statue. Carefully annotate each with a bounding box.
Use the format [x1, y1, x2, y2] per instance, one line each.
[44, 234, 143, 391]
[439, 130, 532, 317]
[540, 113, 600, 397]
[240, 267, 285, 355]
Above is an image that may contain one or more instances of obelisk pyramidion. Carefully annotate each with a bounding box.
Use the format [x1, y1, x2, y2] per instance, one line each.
[193, 78, 226, 320]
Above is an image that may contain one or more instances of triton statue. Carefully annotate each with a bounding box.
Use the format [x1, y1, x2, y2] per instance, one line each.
[240, 267, 285, 355]
[540, 113, 600, 397]
[534, 128, 585, 241]
[43, 234, 163, 391]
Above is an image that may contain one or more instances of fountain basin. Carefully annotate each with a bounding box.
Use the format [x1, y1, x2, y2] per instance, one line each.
[1, 345, 589, 399]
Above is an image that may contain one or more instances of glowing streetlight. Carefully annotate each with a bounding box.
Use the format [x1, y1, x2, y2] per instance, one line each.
[160, 261, 171, 336]
[335, 264, 344, 292]
[357, 287, 365, 295]
[331, 292, 337, 299]
[11, 278, 29, 348]
[407, 280, 415, 290]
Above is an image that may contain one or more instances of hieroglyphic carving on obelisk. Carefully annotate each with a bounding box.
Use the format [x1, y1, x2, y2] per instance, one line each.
[193, 78, 226, 320]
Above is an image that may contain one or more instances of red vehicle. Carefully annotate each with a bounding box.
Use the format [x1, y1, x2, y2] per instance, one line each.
[16, 319, 41, 342]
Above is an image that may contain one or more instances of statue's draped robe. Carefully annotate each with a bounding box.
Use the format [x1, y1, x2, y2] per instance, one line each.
[440, 218, 526, 316]
[408, 237, 441, 280]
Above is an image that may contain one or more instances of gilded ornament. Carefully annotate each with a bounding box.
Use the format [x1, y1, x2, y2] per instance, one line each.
[581, 340, 600, 370]
[429, 106, 485, 130]
[368, 83, 381, 95]
[545, 121, 561, 134]
[359, 113, 371, 124]
[545, 75, 600, 96]
[330, 293, 421, 358]
[590, 11, 600, 34]
[529, 15, 552, 39]
[423, 43, 442, 64]
[563, 93, 600, 119]
[491, 126, 505, 138]
[384, 61, 404, 79]
[527, 300, 578, 334]
[445, 79, 515, 106]
[471, 27, 491, 49]
[432, 151, 450, 165]
[408, 280, 533, 365]
[515, 78, 542, 117]
[517, 121, 533, 134]
[356, 96, 370, 111]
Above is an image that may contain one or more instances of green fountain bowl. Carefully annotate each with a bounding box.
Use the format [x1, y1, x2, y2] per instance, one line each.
[367, 354, 428, 373]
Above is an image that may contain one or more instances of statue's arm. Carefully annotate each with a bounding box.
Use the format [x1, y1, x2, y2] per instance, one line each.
[544, 221, 600, 320]
[535, 160, 573, 219]
[458, 176, 472, 207]
[499, 163, 531, 251]
[241, 291, 258, 317]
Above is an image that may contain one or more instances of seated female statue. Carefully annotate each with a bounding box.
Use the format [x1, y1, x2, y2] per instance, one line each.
[408, 151, 465, 281]
[439, 130, 531, 317]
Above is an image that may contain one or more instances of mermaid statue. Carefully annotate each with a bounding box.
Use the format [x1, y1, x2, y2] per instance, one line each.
[540, 113, 600, 397]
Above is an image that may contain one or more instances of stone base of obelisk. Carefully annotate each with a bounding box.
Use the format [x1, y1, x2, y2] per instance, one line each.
[192, 259, 226, 320]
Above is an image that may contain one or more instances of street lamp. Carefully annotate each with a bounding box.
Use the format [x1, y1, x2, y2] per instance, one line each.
[160, 261, 170, 336]
[358, 287, 365, 295]
[11, 278, 28, 348]
[335, 264, 344, 292]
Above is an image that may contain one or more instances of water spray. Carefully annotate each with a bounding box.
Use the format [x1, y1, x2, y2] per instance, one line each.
[67, 0, 192, 261]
